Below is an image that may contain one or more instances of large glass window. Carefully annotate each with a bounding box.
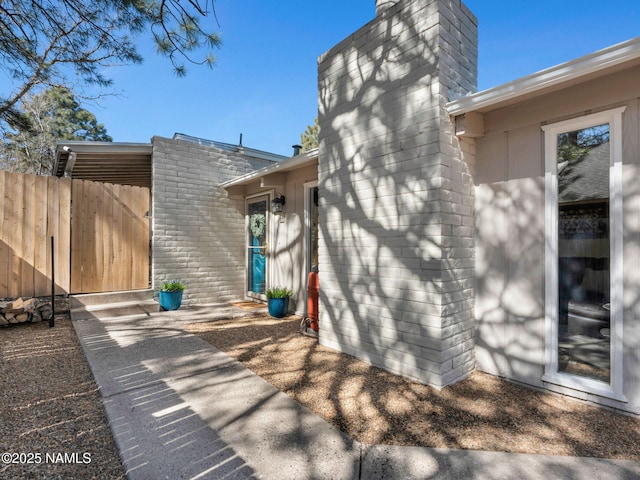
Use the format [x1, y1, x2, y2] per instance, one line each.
[542, 108, 625, 400]
[309, 186, 319, 272]
[304, 182, 319, 275]
[556, 124, 610, 382]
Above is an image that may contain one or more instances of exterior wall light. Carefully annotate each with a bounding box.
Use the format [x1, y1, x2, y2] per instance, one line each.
[271, 195, 286, 215]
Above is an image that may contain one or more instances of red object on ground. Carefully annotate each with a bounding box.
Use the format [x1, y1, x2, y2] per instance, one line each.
[307, 271, 319, 332]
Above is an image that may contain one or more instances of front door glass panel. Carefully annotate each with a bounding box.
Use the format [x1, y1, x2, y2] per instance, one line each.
[247, 197, 268, 296]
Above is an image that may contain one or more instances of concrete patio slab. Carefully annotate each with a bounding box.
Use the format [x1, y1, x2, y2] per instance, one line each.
[361, 444, 640, 480]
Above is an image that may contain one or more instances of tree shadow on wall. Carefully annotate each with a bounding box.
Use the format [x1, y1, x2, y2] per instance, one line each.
[318, 2, 471, 390]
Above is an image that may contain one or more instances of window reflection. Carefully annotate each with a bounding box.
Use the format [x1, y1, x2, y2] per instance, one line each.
[310, 187, 319, 272]
[557, 124, 610, 382]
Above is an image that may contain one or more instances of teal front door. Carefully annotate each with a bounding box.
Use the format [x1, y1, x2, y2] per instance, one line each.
[247, 195, 269, 297]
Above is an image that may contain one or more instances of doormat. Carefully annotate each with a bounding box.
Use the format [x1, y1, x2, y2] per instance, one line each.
[230, 301, 266, 310]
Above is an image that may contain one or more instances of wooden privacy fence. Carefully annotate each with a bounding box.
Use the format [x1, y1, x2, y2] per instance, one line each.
[0, 171, 71, 298]
[0, 171, 150, 298]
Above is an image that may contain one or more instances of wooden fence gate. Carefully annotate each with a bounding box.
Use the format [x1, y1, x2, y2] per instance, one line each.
[70, 179, 150, 294]
[0, 171, 150, 297]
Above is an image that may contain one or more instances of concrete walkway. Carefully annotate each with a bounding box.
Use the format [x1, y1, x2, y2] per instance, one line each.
[70, 298, 640, 480]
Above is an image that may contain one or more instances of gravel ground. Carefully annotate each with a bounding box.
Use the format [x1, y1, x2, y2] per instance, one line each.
[184, 313, 640, 462]
[0, 315, 125, 480]
[2, 307, 638, 480]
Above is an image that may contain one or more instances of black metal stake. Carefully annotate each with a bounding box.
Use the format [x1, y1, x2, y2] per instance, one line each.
[50, 236, 55, 328]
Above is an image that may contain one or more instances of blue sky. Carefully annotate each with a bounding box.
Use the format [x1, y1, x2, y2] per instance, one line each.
[86, 1, 640, 155]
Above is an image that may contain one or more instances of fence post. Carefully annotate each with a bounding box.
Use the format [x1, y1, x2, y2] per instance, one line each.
[50, 236, 55, 328]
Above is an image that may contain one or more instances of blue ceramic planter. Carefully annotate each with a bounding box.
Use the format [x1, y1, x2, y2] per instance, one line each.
[268, 297, 289, 318]
[159, 290, 183, 311]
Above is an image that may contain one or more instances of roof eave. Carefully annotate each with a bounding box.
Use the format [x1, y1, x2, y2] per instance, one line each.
[447, 36, 640, 116]
[221, 148, 319, 188]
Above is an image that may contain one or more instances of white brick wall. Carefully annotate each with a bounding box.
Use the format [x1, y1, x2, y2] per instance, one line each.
[318, 0, 477, 388]
[151, 136, 275, 304]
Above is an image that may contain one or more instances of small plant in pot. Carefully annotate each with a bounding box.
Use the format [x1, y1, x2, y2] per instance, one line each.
[159, 280, 186, 311]
[266, 286, 293, 318]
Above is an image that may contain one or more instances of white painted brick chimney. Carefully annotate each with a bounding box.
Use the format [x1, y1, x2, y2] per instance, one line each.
[375, 0, 399, 15]
[318, 0, 479, 389]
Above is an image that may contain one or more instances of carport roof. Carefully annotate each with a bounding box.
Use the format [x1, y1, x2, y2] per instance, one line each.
[53, 141, 153, 188]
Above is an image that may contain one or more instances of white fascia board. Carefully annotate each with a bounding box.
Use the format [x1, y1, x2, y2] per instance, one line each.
[54, 141, 153, 156]
[447, 37, 640, 116]
[221, 148, 318, 188]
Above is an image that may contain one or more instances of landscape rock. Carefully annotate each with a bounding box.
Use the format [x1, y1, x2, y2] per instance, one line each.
[40, 305, 53, 320]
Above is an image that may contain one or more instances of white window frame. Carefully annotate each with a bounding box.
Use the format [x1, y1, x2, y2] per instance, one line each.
[303, 180, 319, 278]
[541, 107, 626, 401]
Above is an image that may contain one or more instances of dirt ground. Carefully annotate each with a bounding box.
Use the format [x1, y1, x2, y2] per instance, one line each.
[184, 313, 640, 461]
[0, 316, 126, 480]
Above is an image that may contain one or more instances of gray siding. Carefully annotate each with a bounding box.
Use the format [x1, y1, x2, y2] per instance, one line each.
[474, 126, 545, 382]
[474, 66, 640, 413]
[623, 98, 640, 414]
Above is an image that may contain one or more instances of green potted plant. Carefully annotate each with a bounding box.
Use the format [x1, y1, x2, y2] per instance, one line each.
[266, 286, 293, 318]
[158, 280, 186, 311]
